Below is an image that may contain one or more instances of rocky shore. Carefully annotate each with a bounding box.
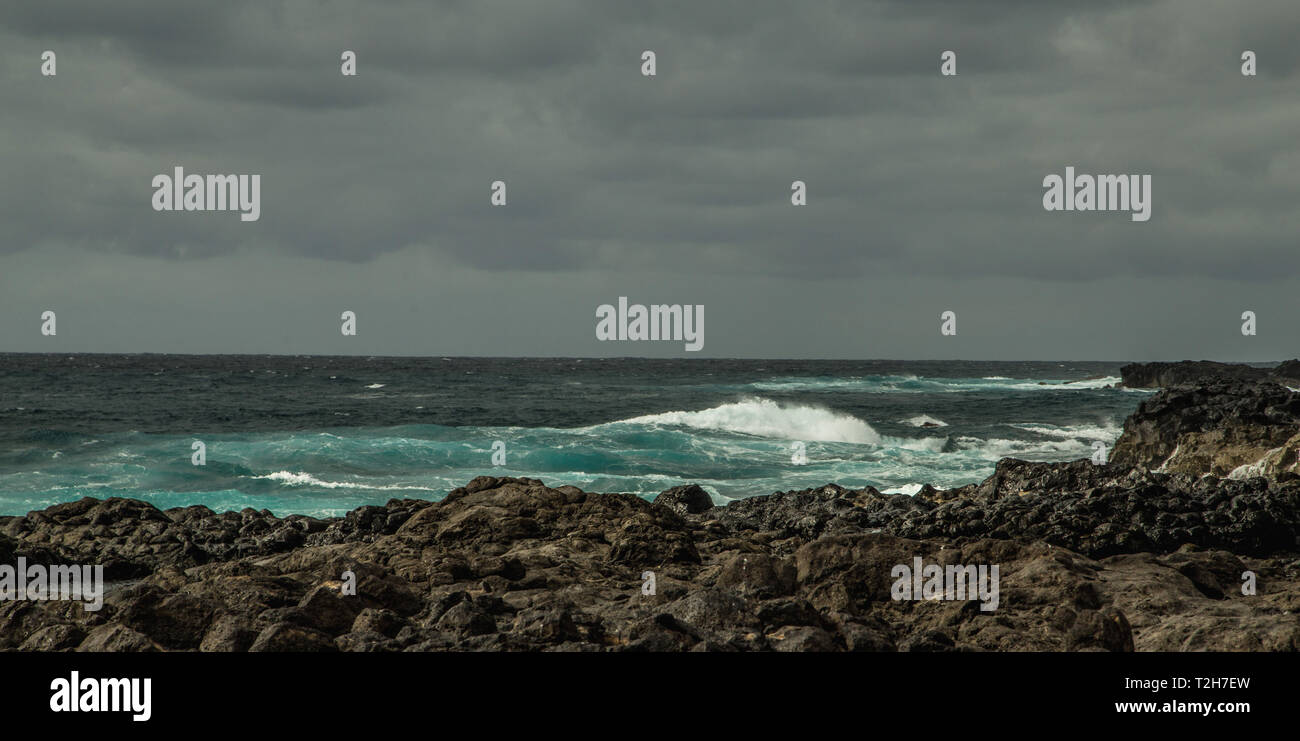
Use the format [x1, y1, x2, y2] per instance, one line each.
[2, 382, 1298, 652]
[1120, 359, 1300, 389]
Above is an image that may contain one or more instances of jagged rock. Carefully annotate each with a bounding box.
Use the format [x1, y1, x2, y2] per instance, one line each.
[653, 484, 715, 515]
[116, 587, 218, 649]
[1110, 382, 1300, 475]
[895, 469, 1300, 557]
[292, 584, 364, 635]
[351, 608, 405, 638]
[1120, 359, 1300, 389]
[715, 553, 797, 597]
[18, 623, 85, 651]
[706, 483, 912, 540]
[77, 624, 160, 652]
[768, 625, 839, 652]
[1230, 432, 1300, 481]
[435, 601, 497, 636]
[200, 615, 259, 652]
[511, 605, 582, 643]
[1120, 360, 1272, 388]
[248, 623, 338, 652]
[1273, 360, 1300, 384]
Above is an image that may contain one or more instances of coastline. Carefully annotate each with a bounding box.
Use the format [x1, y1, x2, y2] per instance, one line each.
[3, 365, 1298, 652]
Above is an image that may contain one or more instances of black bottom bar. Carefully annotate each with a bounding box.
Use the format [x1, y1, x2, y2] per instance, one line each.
[4, 651, 1287, 730]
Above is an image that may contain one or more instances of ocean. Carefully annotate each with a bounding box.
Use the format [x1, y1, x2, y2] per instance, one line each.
[0, 355, 1152, 518]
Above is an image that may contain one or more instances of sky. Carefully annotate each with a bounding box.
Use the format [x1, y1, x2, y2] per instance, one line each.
[1, 0, 1298, 360]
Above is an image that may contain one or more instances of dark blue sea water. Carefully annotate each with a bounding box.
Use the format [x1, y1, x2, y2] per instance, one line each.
[0, 355, 1151, 517]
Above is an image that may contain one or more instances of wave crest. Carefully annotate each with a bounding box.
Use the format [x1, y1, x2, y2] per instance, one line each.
[608, 398, 880, 444]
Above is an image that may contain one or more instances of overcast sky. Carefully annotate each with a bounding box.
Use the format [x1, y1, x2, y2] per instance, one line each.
[2, 0, 1298, 360]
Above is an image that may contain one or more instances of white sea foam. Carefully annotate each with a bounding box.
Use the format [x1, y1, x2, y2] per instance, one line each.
[1010, 421, 1121, 442]
[952, 436, 1094, 461]
[253, 471, 438, 491]
[903, 414, 948, 427]
[747, 375, 1124, 393]
[983, 376, 1122, 391]
[883, 436, 949, 453]
[610, 398, 881, 444]
[1227, 457, 1270, 480]
[882, 483, 924, 496]
[1227, 446, 1286, 480]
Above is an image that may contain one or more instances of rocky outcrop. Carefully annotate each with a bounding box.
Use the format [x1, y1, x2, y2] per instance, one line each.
[2, 466, 1297, 652]
[1109, 382, 1300, 477]
[653, 484, 715, 516]
[1274, 360, 1300, 383]
[1120, 359, 1300, 389]
[1231, 432, 1300, 480]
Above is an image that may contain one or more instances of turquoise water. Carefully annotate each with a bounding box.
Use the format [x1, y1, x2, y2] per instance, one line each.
[0, 356, 1151, 517]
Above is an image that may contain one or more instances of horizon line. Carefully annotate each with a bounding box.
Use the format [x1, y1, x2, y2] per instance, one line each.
[0, 351, 1290, 365]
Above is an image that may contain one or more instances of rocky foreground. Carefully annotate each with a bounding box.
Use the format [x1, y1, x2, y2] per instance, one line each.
[3, 380, 1299, 652]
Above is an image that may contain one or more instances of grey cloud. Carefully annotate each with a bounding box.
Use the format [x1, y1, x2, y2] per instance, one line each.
[1, 0, 1298, 358]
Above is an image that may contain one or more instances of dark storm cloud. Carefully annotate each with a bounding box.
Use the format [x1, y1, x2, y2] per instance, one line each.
[1, 0, 1299, 358]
